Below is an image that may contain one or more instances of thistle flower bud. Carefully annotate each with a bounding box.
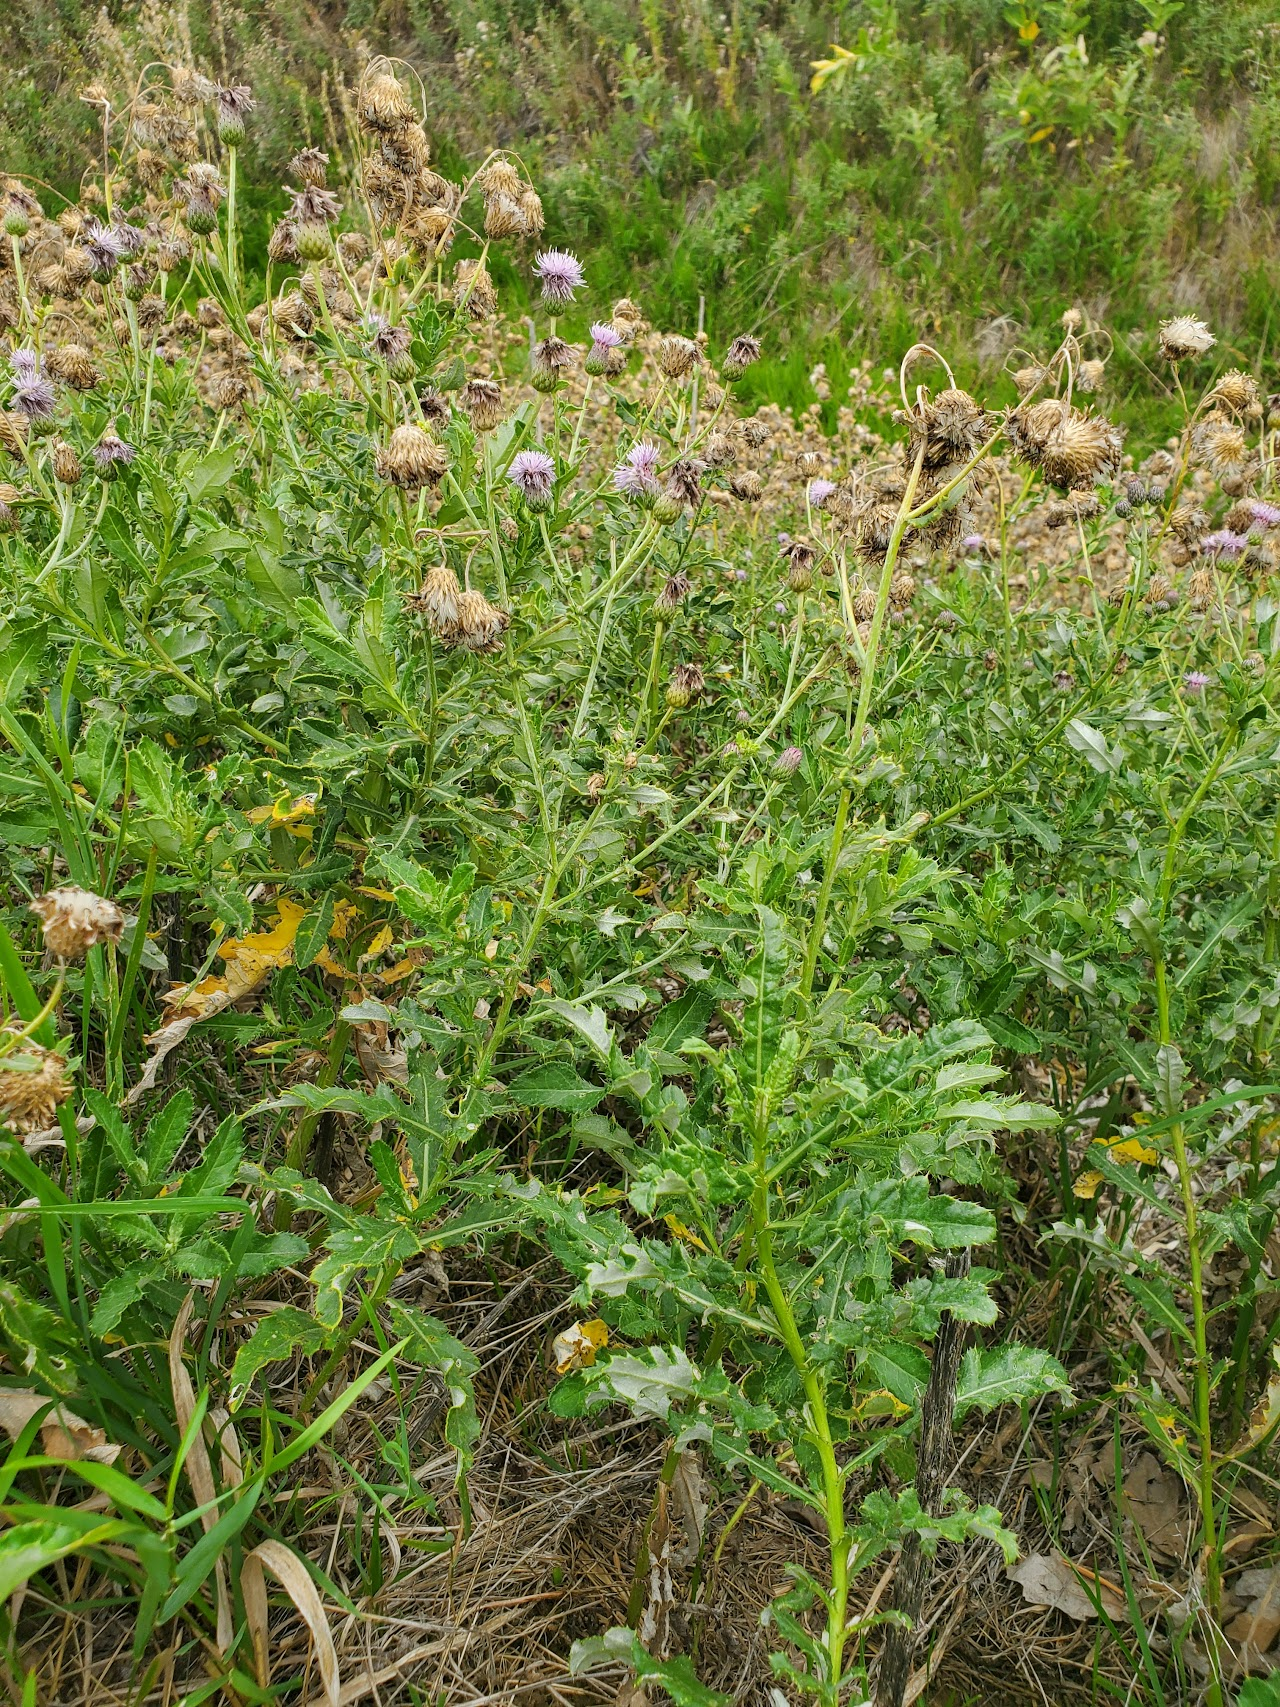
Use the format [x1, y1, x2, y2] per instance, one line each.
[295, 220, 331, 262]
[0, 1038, 71, 1134]
[721, 334, 761, 380]
[30, 885, 124, 961]
[508, 449, 556, 511]
[407, 565, 462, 636]
[214, 83, 255, 146]
[656, 335, 699, 380]
[51, 440, 82, 485]
[1158, 315, 1215, 362]
[1125, 478, 1148, 507]
[666, 663, 704, 708]
[461, 377, 505, 433]
[93, 422, 135, 480]
[775, 746, 803, 775]
[376, 424, 449, 491]
[181, 192, 219, 236]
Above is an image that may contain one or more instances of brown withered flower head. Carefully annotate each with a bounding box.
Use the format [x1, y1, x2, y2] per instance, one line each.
[452, 258, 497, 320]
[45, 344, 99, 392]
[906, 387, 991, 472]
[359, 73, 416, 135]
[407, 565, 462, 637]
[453, 589, 510, 653]
[655, 571, 691, 613]
[0, 1037, 71, 1134]
[1158, 315, 1215, 363]
[289, 148, 330, 187]
[1212, 369, 1262, 415]
[721, 334, 761, 381]
[375, 424, 449, 491]
[50, 441, 82, 485]
[1006, 397, 1122, 489]
[656, 335, 700, 380]
[461, 378, 505, 433]
[30, 885, 124, 961]
[666, 663, 705, 708]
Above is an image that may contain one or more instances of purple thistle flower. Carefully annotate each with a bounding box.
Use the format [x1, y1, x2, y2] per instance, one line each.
[533, 249, 584, 308]
[589, 321, 622, 349]
[1248, 499, 1280, 529]
[508, 448, 556, 509]
[734, 568, 748, 582]
[14, 376, 55, 422]
[365, 314, 411, 363]
[1202, 530, 1249, 559]
[775, 745, 804, 775]
[10, 350, 37, 386]
[93, 426, 136, 479]
[613, 440, 662, 498]
[1184, 671, 1210, 694]
[807, 478, 836, 509]
[962, 533, 986, 553]
[83, 218, 127, 276]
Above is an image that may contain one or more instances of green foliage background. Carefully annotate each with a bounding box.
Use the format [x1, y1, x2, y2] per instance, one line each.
[5, 0, 1278, 414]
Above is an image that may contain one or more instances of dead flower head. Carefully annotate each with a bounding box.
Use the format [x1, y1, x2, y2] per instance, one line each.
[30, 885, 124, 961]
[375, 424, 449, 491]
[1158, 316, 1215, 363]
[0, 1038, 71, 1134]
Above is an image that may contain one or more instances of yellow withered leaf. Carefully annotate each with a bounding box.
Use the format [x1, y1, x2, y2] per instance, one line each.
[366, 923, 395, 956]
[1073, 1170, 1105, 1200]
[664, 1214, 708, 1251]
[1108, 1136, 1158, 1166]
[246, 794, 317, 832]
[552, 1319, 609, 1374]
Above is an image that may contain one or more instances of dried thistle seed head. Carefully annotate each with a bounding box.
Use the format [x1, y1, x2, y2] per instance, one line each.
[44, 344, 98, 392]
[742, 418, 770, 450]
[721, 333, 761, 380]
[728, 470, 763, 502]
[1188, 567, 1215, 609]
[531, 335, 574, 393]
[1012, 364, 1048, 395]
[1007, 397, 1122, 488]
[1212, 369, 1261, 414]
[611, 297, 645, 335]
[889, 572, 916, 609]
[508, 448, 557, 510]
[782, 538, 818, 575]
[156, 234, 190, 273]
[375, 424, 449, 490]
[483, 191, 528, 240]
[92, 422, 135, 479]
[214, 372, 249, 409]
[287, 184, 342, 227]
[171, 69, 217, 106]
[50, 440, 82, 484]
[1169, 501, 1209, 542]
[852, 501, 900, 565]
[656, 335, 699, 380]
[1075, 358, 1106, 394]
[853, 586, 877, 622]
[0, 1038, 71, 1134]
[337, 231, 369, 268]
[133, 148, 169, 193]
[1224, 499, 1263, 537]
[666, 663, 704, 708]
[664, 459, 703, 510]
[380, 122, 430, 175]
[417, 388, 449, 425]
[477, 159, 522, 199]
[912, 387, 990, 469]
[655, 571, 691, 613]
[1159, 315, 1215, 362]
[407, 564, 462, 634]
[461, 377, 505, 432]
[1197, 419, 1251, 480]
[702, 429, 737, 469]
[518, 189, 545, 237]
[1144, 573, 1176, 609]
[30, 885, 124, 960]
[0, 412, 30, 459]
[289, 147, 330, 186]
[366, 313, 411, 365]
[359, 73, 416, 134]
[451, 258, 497, 319]
[267, 219, 299, 264]
[454, 589, 510, 652]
